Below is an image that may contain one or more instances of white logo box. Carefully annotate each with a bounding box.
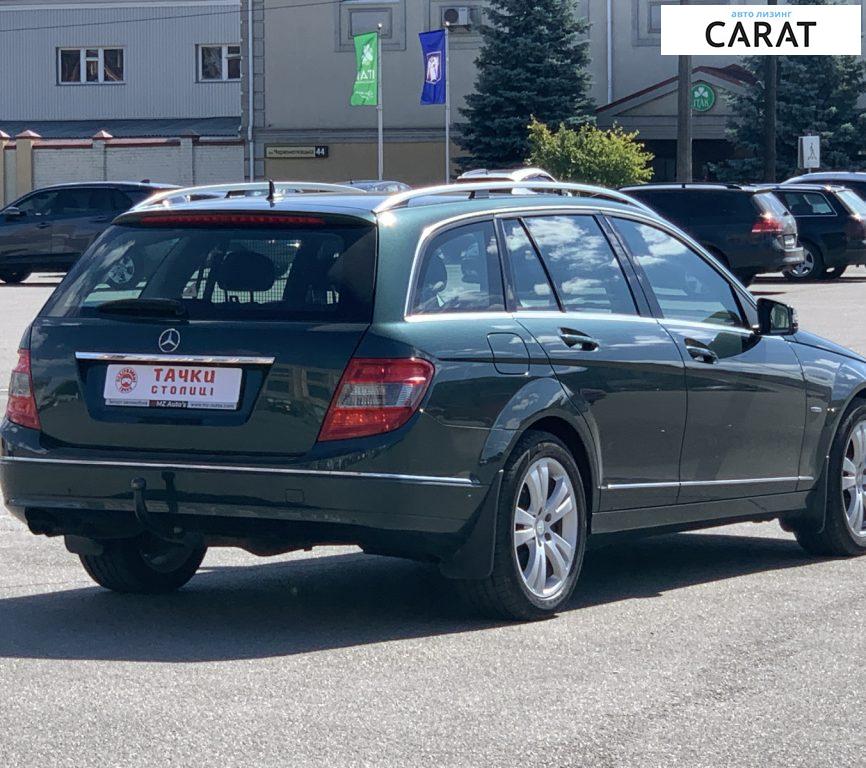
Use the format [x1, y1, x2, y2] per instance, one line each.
[661, 4, 861, 56]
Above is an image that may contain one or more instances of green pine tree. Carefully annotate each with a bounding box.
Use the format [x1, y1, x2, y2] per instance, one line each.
[718, 21, 866, 179]
[458, 0, 593, 169]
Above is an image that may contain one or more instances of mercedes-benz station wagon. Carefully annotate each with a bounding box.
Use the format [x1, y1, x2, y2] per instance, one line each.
[3, 182, 866, 620]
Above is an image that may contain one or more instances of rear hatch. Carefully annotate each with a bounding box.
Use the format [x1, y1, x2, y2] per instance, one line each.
[30, 210, 376, 457]
[753, 191, 799, 248]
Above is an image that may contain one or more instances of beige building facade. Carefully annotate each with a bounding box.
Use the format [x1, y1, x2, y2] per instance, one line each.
[242, 0, 866, 184]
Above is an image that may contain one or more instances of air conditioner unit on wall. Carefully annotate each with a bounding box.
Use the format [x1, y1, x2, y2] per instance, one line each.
[442, 6, 472, 28]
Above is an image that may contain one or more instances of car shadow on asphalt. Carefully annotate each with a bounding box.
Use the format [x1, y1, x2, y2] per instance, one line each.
[0, 531, 823, 663]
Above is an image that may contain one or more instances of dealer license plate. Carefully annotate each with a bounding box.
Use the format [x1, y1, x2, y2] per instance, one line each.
[104, 364, 242, 410]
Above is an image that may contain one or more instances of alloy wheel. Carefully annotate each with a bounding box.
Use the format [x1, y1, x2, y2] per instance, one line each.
[513, 457, 579, 599]
[841, 420, 866, 538]
[789, 247, 815, 278]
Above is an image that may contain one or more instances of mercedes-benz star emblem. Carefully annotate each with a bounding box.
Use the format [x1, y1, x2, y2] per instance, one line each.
[158, 328, 181, 353]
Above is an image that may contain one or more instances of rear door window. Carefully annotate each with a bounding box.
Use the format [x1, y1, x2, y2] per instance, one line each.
[410, 220, 505, 315]
[523, 214, 636, 315]
[776, 191, 835, 216]
[632, 191, 692, 226]
[43, 218, 377, 322]
[53, 188, 94, 217]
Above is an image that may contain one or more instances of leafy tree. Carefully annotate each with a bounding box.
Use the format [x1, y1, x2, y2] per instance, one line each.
[527, 119, 654, 186]
[458, 0, 593, 169]
[718, 16, 866, 180]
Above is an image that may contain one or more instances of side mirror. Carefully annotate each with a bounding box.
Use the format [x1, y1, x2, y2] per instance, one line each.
[3, 206, 24, 221]
[757, 297, 798, 336]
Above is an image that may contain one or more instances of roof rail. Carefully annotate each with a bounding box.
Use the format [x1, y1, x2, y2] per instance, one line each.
[139, 181, 366, 209]
[372, 181, 654, 214]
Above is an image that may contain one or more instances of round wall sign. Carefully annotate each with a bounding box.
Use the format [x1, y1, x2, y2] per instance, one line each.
[691, 82, 716, 112]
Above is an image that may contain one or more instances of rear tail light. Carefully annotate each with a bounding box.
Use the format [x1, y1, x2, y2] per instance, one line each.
[6, 350, 40, 430]
[751, 213, 785, 234]
[318, 358, 434, 442]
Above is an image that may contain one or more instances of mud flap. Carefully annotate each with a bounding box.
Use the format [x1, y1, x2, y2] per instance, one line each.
[438, 470, 503, 580]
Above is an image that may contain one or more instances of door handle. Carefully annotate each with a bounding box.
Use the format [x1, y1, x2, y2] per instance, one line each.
[36, 222, 51, 229]
[560, 328, 600, 351]
[685, 341, 719, 364]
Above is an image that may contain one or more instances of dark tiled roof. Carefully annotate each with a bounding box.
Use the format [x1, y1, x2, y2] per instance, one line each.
[0, 117, 241, 139]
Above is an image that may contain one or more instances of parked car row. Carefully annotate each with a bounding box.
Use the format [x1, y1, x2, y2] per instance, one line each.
[3, 170, 866, 286]
[4, 177, 866, 620]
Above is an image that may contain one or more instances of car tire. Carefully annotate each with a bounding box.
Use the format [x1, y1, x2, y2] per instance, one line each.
[783, 242, 824, 282]
[0, 271, 30, 285]
[80, 536, 206, 593]
[821, 264, 848, 281]
[455, 430, 587, 620]
[794, 403, 866, 557]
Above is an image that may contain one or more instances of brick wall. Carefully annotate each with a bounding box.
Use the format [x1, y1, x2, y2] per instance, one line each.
[0, 132, 244, 205]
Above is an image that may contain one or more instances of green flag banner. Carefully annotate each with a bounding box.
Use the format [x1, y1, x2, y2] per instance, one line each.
[350, 31, 378, 106]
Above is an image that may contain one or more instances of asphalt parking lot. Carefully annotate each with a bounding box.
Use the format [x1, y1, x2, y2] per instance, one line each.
[1, 272, 865, 767]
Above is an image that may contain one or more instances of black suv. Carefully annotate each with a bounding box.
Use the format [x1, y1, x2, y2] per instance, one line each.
[0, 181, 176, 284]
[620, 184, 803, 285]
[767, 183, 866, 281]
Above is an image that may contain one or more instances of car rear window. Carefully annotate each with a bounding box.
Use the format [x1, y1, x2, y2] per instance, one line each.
[836, 189, 866, 216]
[754, 192, 790, 218]
[43, 219, 376, 322]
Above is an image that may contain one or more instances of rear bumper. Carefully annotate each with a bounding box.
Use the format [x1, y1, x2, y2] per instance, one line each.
[734, 242, 803, 273]
[1, 453, 487, 538]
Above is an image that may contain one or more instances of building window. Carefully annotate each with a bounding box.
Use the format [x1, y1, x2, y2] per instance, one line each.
[336, 1, 406, 52]
[198, 44, 241, 81]
[58, 48, 124, 84]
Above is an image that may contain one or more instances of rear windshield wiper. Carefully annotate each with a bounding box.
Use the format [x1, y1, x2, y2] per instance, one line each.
[95, 298, 188, 319]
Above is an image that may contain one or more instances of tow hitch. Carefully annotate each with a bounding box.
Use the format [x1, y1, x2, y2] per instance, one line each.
[131, 475, 201, 547]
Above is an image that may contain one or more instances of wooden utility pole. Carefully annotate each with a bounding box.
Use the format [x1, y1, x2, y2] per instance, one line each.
[676, 0, 692, 181]
[764, 0, 778, 181]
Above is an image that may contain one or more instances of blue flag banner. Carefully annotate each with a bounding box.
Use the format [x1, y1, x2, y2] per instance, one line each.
[419, 29, 446, 105]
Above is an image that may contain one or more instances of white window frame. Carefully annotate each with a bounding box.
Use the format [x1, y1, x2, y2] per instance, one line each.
[57, 47, 125, 85]
[197, 44, 241, 82]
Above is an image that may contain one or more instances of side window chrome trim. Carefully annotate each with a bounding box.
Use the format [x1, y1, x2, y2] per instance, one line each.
[400, 204, 639, 320]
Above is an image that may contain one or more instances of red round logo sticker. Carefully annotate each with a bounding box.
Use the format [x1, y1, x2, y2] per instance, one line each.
[115, 367, 138, 394]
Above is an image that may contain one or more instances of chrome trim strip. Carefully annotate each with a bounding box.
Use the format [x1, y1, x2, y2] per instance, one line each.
[0, 456, 478, 488]
[75, 352, 275, 365]
[603, 476, 813, 491]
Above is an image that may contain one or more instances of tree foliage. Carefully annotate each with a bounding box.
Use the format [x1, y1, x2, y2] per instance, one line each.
[458, 0, 593, 169]
[718, 21, 866, 180]
[527, 119, 654, 187]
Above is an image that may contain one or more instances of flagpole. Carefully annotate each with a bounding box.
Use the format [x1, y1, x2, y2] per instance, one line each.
[377, 23, 384, 181]
[444, 22, 451, 183]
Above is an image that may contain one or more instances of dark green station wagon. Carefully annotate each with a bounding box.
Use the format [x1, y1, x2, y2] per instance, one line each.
[3, 181, 866, 620]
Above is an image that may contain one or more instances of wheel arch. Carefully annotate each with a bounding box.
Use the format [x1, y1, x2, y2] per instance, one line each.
[522, 415, 598, 519]
[799, 385, 866, 534]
